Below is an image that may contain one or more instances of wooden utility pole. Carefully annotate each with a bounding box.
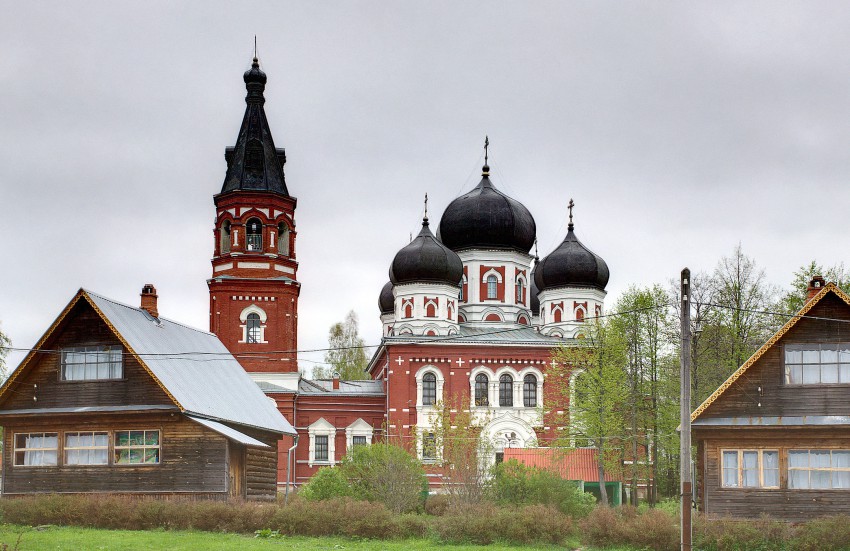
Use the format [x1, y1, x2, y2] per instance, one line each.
[680, 268, 692, 551]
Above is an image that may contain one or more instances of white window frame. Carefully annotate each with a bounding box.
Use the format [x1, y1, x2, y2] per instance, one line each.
[308, 418, 336, 467]
[60, 345, 123, 381]
[788, 449, 850, 489]
[239, 304, 268, 344]
[419, 430, 439, 463]
[415, 366, 444, 408]
[64, 431, 109, 466]
[345, 418, 374, 451]
[720, 449, 779, 489]
[114, 430, 161, 465]
[13, 432, 58, 467]
[785, 343, 850, 385]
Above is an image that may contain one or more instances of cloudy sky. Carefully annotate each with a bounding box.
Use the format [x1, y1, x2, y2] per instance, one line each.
[2, 2, 849, 373]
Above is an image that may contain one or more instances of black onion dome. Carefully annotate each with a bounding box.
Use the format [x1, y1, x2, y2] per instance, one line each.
[529, 270, 541, 314]
[390, 218, 464, 286]
[534, 222, 609, 292]
[437, 166, 536, 253]
[243, 57, 267, 85]
[379, 281, 394, 314]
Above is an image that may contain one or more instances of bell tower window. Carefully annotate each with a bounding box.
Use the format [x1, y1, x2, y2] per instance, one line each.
[246, 313, 261, 343]
[277, 222, 290, 256]
[246, 218, 263, 251]
[487, 275, 498, 299]
[239, 305, 267, 344]
[220, 220, 231, 254]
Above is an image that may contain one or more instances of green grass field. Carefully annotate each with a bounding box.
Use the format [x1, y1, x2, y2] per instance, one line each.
[0, 525, 601, 551]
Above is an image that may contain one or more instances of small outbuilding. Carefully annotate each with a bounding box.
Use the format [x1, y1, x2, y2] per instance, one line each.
[0, 286, 295, 500]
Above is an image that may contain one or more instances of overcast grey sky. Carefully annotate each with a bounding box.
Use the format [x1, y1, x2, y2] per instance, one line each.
[2, 1, 848, 373]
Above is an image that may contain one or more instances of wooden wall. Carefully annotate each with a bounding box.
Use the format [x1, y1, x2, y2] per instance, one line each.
[1, 303, 172, 410]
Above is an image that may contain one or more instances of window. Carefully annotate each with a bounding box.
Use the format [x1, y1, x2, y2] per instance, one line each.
[425, 302, 437, 317]
[61, 346, 123, 381]
[422, 432, 437, 461]
[516, 279, 524, 304]
[352, 435, 367, 448]
[459, 282, 464, 301]
[475, 374, 489, 406]
[523, 374, 537, 407]
[114, 430, 160, 465]
[220, 220, 231, 253]
[246, 217, 263, 251]
[575, 308, 584, 322]
[14, 433, 58, 466]
[65, 432, 108, 465]
[499, 374, 513, 407]
[277, 222, 290, 255]
[246, 313, 261, 344]
[721, 449, 779, 488]
[314, 435, 329, 462]
[785, 343, 850, 385]
[422, 373, 437, 406]
[789, 450, 850, 489]
[487, 275, 498, 299]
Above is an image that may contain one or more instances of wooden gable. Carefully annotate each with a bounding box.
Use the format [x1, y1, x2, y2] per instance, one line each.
[692, 284, 850, 422]
[0, 292, 175, 411]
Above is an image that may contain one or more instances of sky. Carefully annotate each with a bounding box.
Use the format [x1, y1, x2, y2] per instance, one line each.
[2, 1, 849, 374]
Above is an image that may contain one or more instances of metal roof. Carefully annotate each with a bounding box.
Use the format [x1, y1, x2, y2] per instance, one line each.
[85, 290, 294, 435]
[297, 378, 385, 395]
[188, 416, 270, 447]
[693, 415, 850, 427]
[503, 448, 619, 482]
[0, 405, 179, 416]
[384, 325, 573, 346]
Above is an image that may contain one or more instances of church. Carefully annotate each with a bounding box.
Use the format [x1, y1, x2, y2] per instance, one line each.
[208, 57, 611, 489]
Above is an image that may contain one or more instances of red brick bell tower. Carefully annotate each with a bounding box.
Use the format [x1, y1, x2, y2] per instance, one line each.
[208, 56, 300, 373]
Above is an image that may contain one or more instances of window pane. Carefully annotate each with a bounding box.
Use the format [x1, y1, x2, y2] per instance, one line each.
[834, 471, 850, 489]
[145, 431, 159, 446]
[839, 345, 850, 364]
[821, 345, 838, 363]
[788, 365, 803, 384]
[763, 451, 778, 469]
[802, 349, 820, 364]
[811, 470, 830, 489]
[116, 450, 130, 464]
[742, 451, 758, 487]
[841, 364, 850, 384]
[802, 365, 820, 384]
[786, 347, 802, 363]
[789, 451, 808, 468]
[812, 450, 831, 468]
[822, 364, 839, 384]
[763, 468, 779, 488]
[722, 451, 738, 469]
[789, 470, 809, 489]
[130, 431, 145, 446]
[833, 451, 850, 468]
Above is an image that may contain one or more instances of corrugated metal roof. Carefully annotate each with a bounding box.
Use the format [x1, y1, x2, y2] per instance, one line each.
[256, 381, 294, 393]
[384, 326, 574, 346]
[85, 290, 294, 435]
[693, 415, 850, 427]
[0, 405, 179, 416]
[297, 378, 385, 395]
[503, 448, 618, 482]
[188, 416, 270, 447]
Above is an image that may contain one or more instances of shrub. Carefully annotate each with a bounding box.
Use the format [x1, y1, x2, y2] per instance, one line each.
[694, 515, 792, 551]
[339, 443, 426, 514]
[433, 502, 573, 545]
[490, 459, 595, 518]
[793, 515, 850, 551]
[423, 493, 452, 516]
[298, 466, 354, 501]
[579, 505, 678, 551]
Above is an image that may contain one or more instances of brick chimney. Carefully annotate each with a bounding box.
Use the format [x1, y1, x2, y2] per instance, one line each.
[332, 372, 340, 390]
[140, 284, 159, 318]
[806, 275, 826, 303]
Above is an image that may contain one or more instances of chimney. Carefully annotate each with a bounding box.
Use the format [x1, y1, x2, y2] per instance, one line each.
[806, 275, 826, 303]
[332, 372, 340, 390]
[140, 284, 159, 318]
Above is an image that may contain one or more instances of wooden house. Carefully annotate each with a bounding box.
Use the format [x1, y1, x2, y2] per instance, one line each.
[691, 278, 850, 520]
[0, 287, 295, 500]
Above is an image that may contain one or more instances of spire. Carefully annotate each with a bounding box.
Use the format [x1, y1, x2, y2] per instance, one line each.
[567, 198, 575, 231]
[220, 53, 289, 196]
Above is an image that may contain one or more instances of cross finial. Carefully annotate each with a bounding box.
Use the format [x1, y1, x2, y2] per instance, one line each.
[568, 198, 575, 229]
[254, 35, 258, 61]
[534, 238, 539, 261]
[424, 193, 429, 221]
[484, 135, 489, 165]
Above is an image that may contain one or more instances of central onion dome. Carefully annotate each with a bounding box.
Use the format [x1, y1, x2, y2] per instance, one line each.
[390, 216, 464, 286]
[379, 281, 394, 314]
[534, 205, 609, 292]
[437, 164, 536, 253]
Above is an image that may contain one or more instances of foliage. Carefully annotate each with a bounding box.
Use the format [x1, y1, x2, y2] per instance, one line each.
[315, 311, 369, 380]
[424, 397, 493, 504]
[780, 260, 850, 314]
[0, 323, 11, 382]
[433, 502, 575, 545]
[298, 466, 354, 501]
[338, 442, 426, 514]
[490, 459, 595, 518]
[551, 317, 628, 505]
[579, 505, 679, 551]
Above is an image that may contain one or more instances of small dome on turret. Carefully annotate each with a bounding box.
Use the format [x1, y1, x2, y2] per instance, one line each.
[243, 57, 267, 85]
[379, 281, 394, 314]
[535, 201, 609, 293]
[390, 216, 464, 286]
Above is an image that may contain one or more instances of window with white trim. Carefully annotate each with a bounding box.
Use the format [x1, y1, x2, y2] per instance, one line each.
[240, 305, 267, 344]
[475, 373, 489, 406]
[523, 374, 537, 407]
[422, 373, 437, 406]
[277, 221, 290, 256]
[114, 430, 160, 465]
[308, 418, 336, 465]
[516, 279, 524, 304]
[246, 217, 263, 251]
[65, 432, 109, 465]
[345, 418, 374, 451]
[499, 374, 513, 407]
[721, 449, 779, 488]
[220, 220, 231, 253]
[315, 435, 329, 462]
[246, 313, 261, 344]
[785, 343, 850, 385]
[61, 346, 123, 381]
[422, 432, 437, 462]
[14, 433, 58, 466]
[789, 449, 850, 489]
[487, 275, 498, 299]
[352, 436, 367, 448]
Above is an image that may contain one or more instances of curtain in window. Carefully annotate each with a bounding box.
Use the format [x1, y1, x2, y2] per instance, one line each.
[762, 451, 779, 487]
[742, 451, 759, 487]
[722, 451, 738, 487]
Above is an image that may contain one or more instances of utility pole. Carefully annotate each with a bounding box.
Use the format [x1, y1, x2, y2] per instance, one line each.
[680, 268, 692, 551]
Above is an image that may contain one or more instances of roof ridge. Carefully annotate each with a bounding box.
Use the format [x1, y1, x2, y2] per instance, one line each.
[82, 289, 216, 337]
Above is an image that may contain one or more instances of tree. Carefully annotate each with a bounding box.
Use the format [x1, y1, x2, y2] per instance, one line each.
[551, 318, 628, 506]
[315, 311, 370, 380]
[780, 261, 850, 314]
[0, 323, 11, 382]
[338, 442, 426, 513]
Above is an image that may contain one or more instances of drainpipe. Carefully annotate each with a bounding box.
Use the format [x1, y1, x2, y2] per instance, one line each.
[284, 433, 299, 505]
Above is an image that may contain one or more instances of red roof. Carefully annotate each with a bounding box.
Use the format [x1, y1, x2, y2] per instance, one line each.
[503, 448, 619, 482]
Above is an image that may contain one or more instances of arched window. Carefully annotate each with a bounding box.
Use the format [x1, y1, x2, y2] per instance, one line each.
[246, 313, 261, 344]
[277, 222, 290, 256]
[553, 309, 562, 323]
[448, 304, 454, 320]
[220, 221, 231, 254]
[523, 374, 537, 407]
[403, 302, 413, 318]
[575, 308, 584, 322]
[516, 279, 524, 304]
[425, 302, 437, 317]
[246, 217, 263, 251]
[475, 374, 489, 406]
[422, 373, 437, 406]
[487, 275, 498, 299]
[459, 284, 463, 301]
[499, 374, 513, 407]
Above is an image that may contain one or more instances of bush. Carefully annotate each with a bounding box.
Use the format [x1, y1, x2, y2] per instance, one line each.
[339, 443, 426, 514]
[298, 466, 354, 501]
[490, 459, 595, 518]
[579, 505, 678, 551]
[423, 493, 452, 516]
[694, 515, 792, 551]
[794, 515, 850, 551]
[433, 502, 574, 545]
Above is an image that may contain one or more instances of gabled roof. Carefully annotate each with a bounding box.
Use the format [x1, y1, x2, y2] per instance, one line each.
[0, 289, 295, 435]
[691, 282, 850, 422]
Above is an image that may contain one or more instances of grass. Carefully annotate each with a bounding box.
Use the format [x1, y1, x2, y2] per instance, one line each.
[0, 525, 585, 551]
